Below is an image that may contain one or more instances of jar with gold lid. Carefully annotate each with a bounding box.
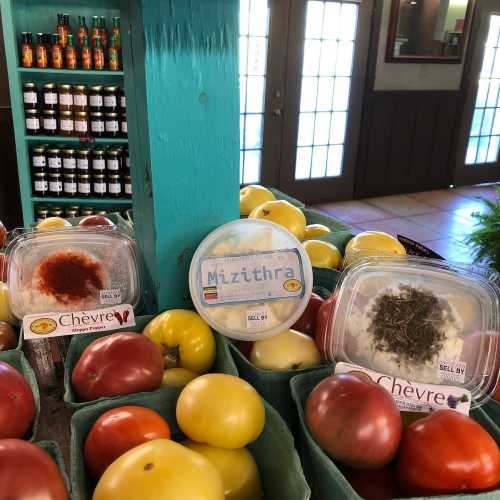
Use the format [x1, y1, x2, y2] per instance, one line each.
[58, 84, 73, 111]
[74, 111, 89, 137]
[59, 110, 74, 136]
[73, 85, 88, 111]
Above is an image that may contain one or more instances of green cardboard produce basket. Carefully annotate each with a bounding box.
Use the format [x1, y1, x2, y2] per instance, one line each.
[70, 388, 311, 500]
[36, 440, 70, 494]
[303, 208, 353, 254]
[63, 315, 238, 410]
[291, 368, 500, 500]
[268, 187, 306, 209]
[0, 349, 40, 441]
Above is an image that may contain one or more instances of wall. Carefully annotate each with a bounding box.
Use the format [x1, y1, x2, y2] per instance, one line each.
[374, 0, 466, 91]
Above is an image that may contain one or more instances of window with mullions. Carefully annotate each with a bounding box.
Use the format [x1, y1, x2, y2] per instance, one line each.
[240, 0, 270, 184]
[295, 0, 358, 180]
[465, 15, 500, 165]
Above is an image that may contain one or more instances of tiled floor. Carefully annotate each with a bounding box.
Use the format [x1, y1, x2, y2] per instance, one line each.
[313, 184, 499, 263]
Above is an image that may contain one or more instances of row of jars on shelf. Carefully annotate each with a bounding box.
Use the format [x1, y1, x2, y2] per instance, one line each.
[36, 205, 121, 222]
[34, 170, 132, 198]
[31, 144, 130, 175]
[25, 108, 127, 137]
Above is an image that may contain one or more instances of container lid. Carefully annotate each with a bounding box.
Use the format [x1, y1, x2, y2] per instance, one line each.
[322, 256, 500, 406]
[189, 219, 313, 340]
[6, 226, 140, 318]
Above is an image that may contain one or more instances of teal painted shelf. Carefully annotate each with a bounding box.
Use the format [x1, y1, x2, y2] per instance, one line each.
[32, 197, 132, 205]
[25, 135, 128, 144]
[18, 68, 124, 77]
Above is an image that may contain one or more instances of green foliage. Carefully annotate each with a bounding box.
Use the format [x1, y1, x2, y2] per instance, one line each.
[466, 188, 500, 271]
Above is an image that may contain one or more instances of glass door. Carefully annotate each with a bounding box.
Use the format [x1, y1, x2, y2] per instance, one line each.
[455, 0, 500, 185]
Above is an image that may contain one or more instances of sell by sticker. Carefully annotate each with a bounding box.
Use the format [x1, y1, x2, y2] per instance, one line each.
[199, 249, 305, 306]
[23, 304, 136, 340]
[334, 362, 471, 415]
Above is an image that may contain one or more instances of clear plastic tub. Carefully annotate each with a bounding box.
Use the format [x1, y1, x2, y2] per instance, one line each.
[6, 226, 140, 318]
[189, 219, 313, 340]
[321, 256, 500, 406]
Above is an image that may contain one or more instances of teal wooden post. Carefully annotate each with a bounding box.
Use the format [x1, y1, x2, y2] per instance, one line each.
[124, 0, 240, 312]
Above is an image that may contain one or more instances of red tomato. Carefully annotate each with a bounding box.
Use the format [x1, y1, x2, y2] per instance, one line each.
[0, 321, 17, 351]
[72, 332, 164, 402]
[84, 405, 171, 479]
[0, 361, 35, 438]
[314, 292, 337, 358]
[0, 439, 68, 500]
[306, 374, 402, 469]
[0, 252, 6, 281]
[292, 293, 324, 336]
[397, 410, 500, 495]
[0, 220, 6, 248]
[341, 464, 400, 500]
[78, 215, 114, 227]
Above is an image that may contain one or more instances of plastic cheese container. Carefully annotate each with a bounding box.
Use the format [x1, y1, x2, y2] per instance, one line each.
[189, 219, 313, 340]
[320, 256, 500, 407]
[5, 226, 140, 318]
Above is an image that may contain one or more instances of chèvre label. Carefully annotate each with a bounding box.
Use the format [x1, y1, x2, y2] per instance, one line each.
[199, 249, 305, 306]
[334, 362, 471, 415]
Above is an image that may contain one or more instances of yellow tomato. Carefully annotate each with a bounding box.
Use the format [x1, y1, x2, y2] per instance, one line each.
[0, 282, 15, 325]
[161, 367, 198, 387]
[182, 441, 263, 500]
[176, 374, 265, 450]
[36, 217, 72, 230]
[303, 240, 342, 269]
[240, 185, 275, 216]
[249, 200, 306, 240]
[93, 439, 224, 500]
[303, 224, 331, 239]
[144, 309, 215, 373]
[344, 231, 406, 267]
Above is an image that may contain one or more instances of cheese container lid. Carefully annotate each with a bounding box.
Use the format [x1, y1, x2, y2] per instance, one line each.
[189, 219, 313, 340]
[6, 226, 140, 318]
[321, 256, 500, 407]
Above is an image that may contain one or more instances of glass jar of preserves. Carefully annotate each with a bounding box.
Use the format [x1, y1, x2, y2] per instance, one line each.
[59, 110, 74, 136]
[50, 206, 64, 217]
[107, 174, 122, 197]
[90, 111, 105, 137]
[58, 84, 73, 111]
[65, 206, 79, 218]
[105, 112, 119, 138]
[47, 147, 62, 170]
[74, 111, 89, 137]
[42, 82, 58, 109]
[120, 111, 127, 137]
[103, 85, 118, 111]
[123, 174, 132, 198]
[23, 82, 38, 109]
[62, 148, 76, 171]
[36, 206, 50, 221]
[91, 149, 106, 172]
[73, 85, 88, 111]
[93, 173, 107, 197]
[31, 146, 46, 172]
[63, 172, 77, 196]
[25, 109, 40, 135]
[48, 172, 63, 196]
[77, 148, 91, 171]
[33, 171, 48, 196]
[78, 173, 91, 196]
[81, 207, 94, 216]
[89, 85, 103, 111]
[119, 87, 126, 110]
[42, 109, 58, 135]
[106, 148, 121, 172]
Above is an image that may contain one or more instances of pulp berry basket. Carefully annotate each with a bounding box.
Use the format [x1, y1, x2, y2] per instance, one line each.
[290, 369, 500, 500]
[0, 349, 40, 441]
[36, 440, 70, 494]
[70, 388, 311, 500]
[63, 315, 238, 410]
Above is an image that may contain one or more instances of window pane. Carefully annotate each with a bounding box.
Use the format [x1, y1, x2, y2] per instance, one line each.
[311, 146, 328, 178]
[240, 76, 247, 112]
[477, 136, 490, 163]
[481, 48, 495, 77]
[240, 37, 248, 75]
[330, 111, 347, 144]
[317, 77, 334, 111]
[481, 108, 495, 135]
[246, 76, 265, 113]
[305, 1, 324, 39]
[335, 41, 354, 77]
[470, 109, 484, 136]
[303, 40, 322, 76]
[332, 77, 350, 111]
[245, 114, 263, 149]
[493, 49, 500, 78]
[243, 150, 261, 184]
[240, 151, 244, 183]
[326, 145, 343, 176]
[487, 135, 500, 162]
[247, 37, 267, 76]
[340, 3, 357, 41]
[240, 115, 245, 148]
[313, 112, 331, 145]
[295, 147, 312, 179]
[322, 2, 340, 40]
[465, 137, 479, 164]
[249, 0, 269, 36]
[297, 112, 315, 146]
[476, 79, 489, 108]
[319, 40, 337, 76]
[486, 79, 500, 107]
[486, 16, 500, 46]
[300, 77, 319, 112]
[492, 109, 500, 135]
[240, 0, 250, 36]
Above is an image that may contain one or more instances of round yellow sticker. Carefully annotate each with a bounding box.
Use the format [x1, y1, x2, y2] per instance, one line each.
[30, 318, 57, 335]
[283, 279, 302, 293]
